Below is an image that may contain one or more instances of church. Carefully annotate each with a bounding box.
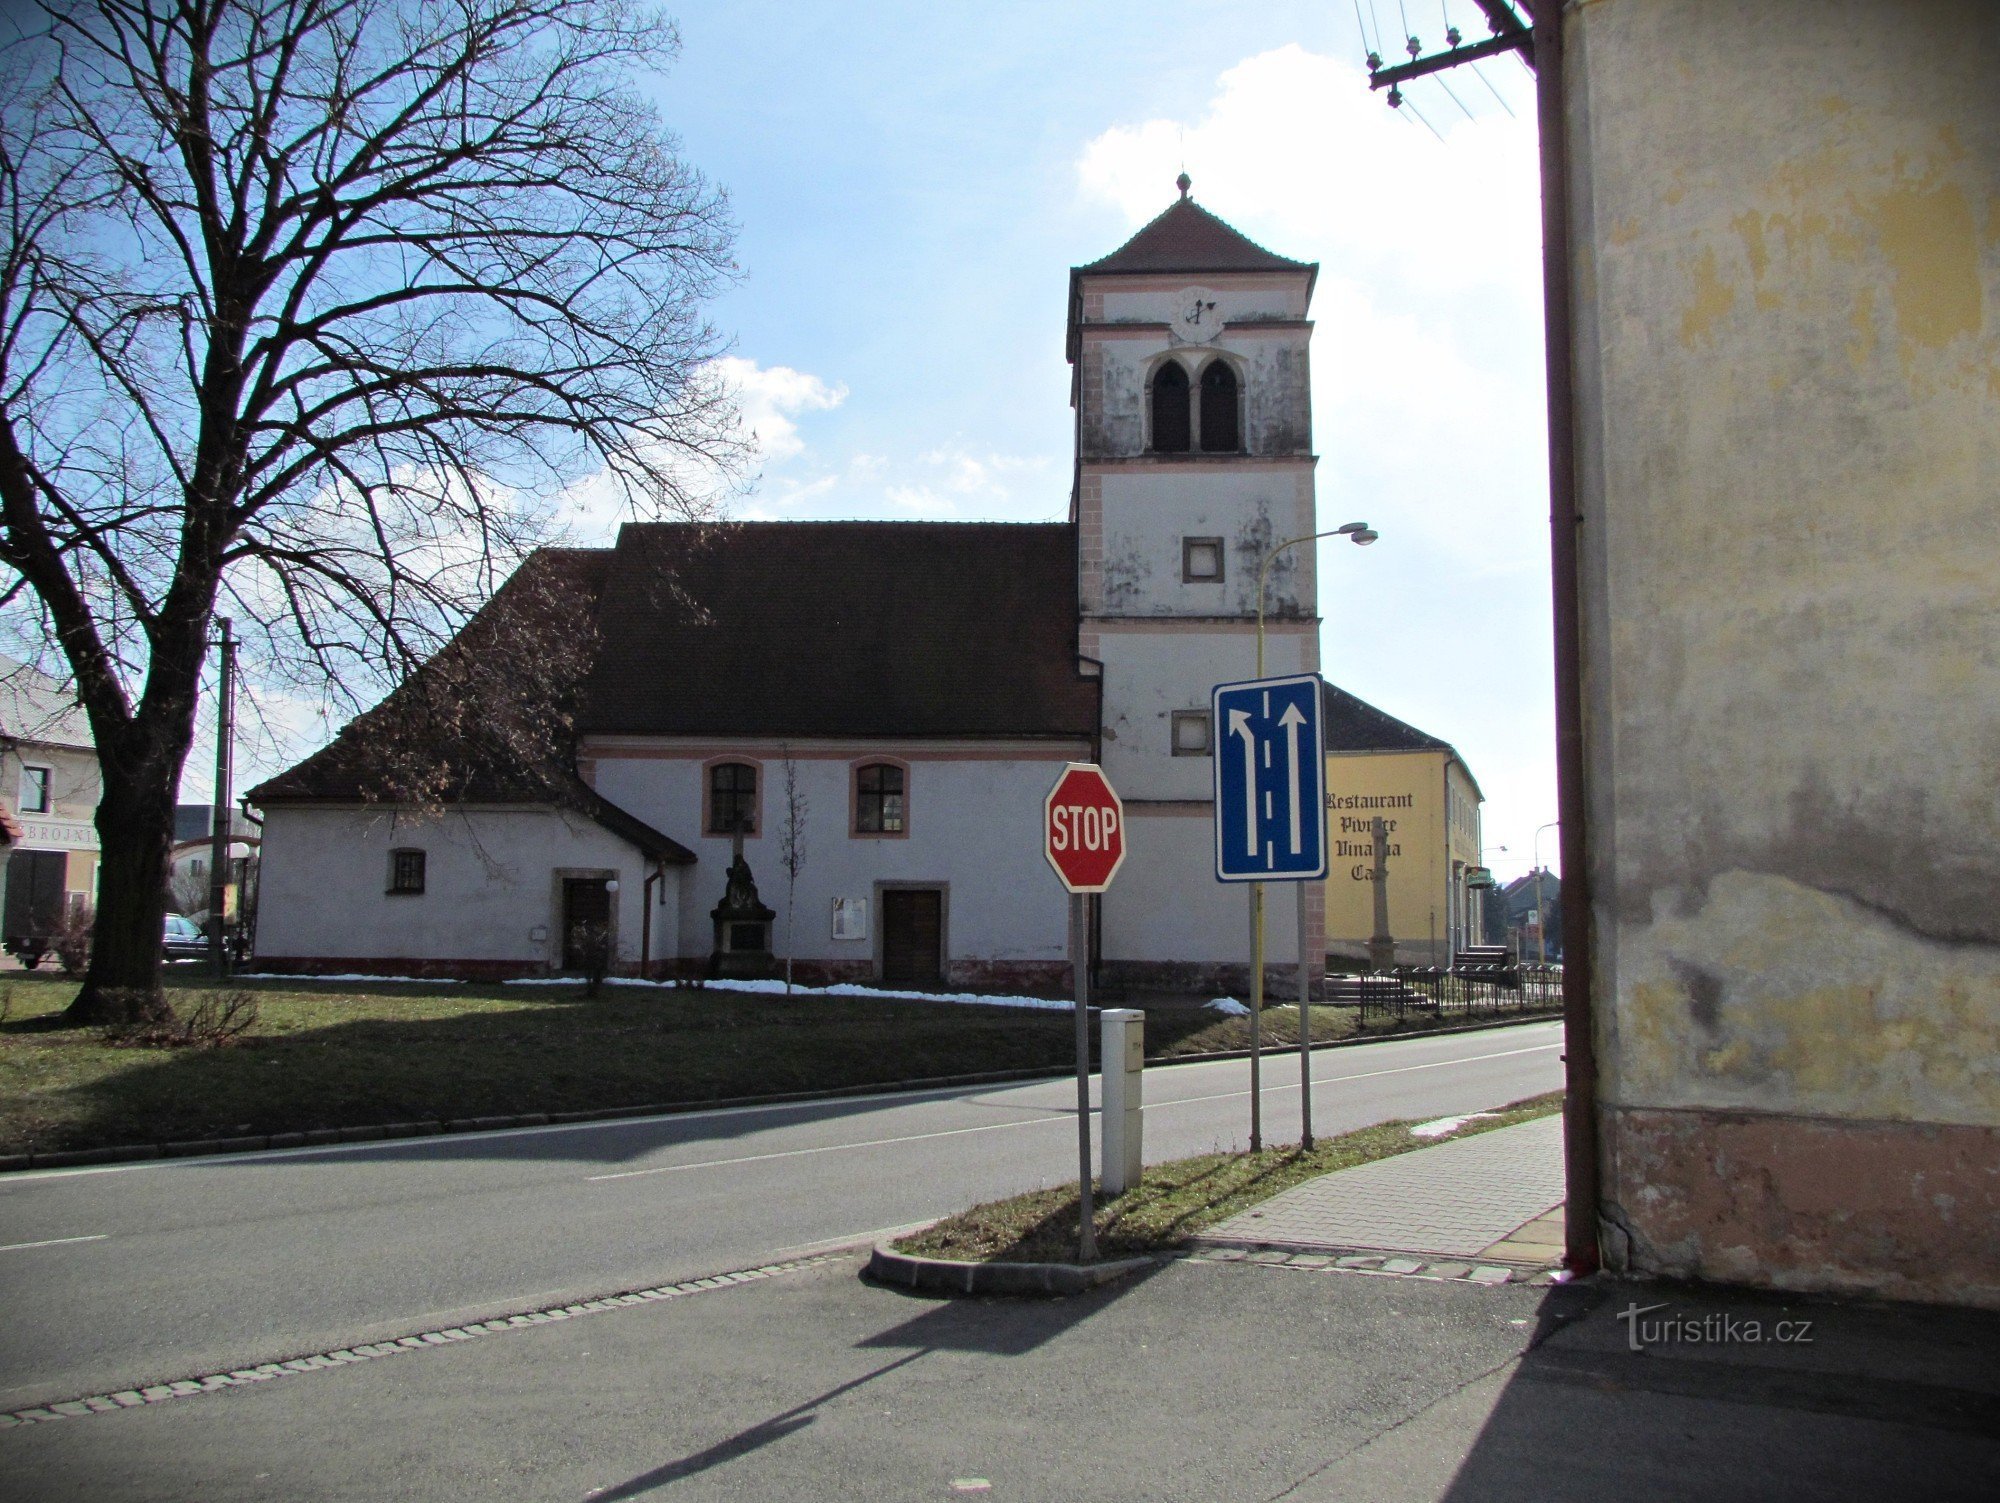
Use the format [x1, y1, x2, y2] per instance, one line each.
[251, 184, 1467, 993]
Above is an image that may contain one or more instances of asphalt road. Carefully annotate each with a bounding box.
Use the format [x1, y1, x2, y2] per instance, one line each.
[0, 1019, 1563, 1410]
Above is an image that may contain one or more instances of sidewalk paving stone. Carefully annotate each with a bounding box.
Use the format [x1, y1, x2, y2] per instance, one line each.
[1207, 1115, 1564, 1259]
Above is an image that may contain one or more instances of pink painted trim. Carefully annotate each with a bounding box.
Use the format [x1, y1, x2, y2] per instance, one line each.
[590, 743, 1089, 763]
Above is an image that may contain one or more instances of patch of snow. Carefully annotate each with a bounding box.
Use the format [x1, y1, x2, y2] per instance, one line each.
[506, 974, 1071, 1011]
[1204, 997, 1251, 1016]
[247, 973, 466, 985]
[1412, 1111, 1497, 1139]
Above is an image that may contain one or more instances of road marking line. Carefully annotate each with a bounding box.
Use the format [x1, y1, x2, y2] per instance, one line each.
[0, 1234, 107, 1253]
[586, 1043, 1562, 1182]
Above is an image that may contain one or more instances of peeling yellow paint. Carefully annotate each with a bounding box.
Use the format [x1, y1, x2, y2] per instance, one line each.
[1848, 286, 1877, 370]
[1818, 95, 1849, 115]
[1620, 875, 2000, 1127]
[1754, 289, 1782, 311]
[1607, 216, 1641, 247]
[1872, 183, 1984, 357]
[1679, 248, 1737, 348]
[1733, 211, 1770, 282]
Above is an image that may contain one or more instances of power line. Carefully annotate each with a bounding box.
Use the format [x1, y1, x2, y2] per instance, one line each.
[1470, 60, 1517, 117]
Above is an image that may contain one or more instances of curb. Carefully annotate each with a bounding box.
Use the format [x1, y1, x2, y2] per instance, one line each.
[865, 1243, 1156, 1297]
[0, 1013, 1560, 1176]
[1184, 1240, 1563, 1287]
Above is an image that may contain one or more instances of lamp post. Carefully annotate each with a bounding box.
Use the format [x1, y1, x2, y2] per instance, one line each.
[1532, 821, 1560, 964]
[1251, 521, 1378, 1150]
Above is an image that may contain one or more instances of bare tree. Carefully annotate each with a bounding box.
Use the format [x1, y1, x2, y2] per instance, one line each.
[168, 861, 208, 916]
[777, 745, 806, 994]
[0, 0, 743, 1022]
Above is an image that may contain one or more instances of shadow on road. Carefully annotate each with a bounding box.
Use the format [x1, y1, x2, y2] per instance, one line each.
[587, 1262, 1167, 1500]
[1426, 1279, 2000, 1503]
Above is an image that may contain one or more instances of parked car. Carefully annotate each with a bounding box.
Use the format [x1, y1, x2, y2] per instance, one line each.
[163, 912, 208, 960]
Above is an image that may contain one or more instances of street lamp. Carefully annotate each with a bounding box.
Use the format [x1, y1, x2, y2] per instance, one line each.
[1248, 521, 1379, 1151]
[1256, 521, 1378, 676]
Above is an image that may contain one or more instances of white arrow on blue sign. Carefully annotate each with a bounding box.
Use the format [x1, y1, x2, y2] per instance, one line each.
[1212, 672, 1329, 883]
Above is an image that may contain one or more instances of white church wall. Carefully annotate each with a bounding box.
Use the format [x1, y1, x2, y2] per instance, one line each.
[255, 805, 671, 974]
[1101, 810, 1303, 989]
[1096, 629, 1316, 803]
[588, 742, 1083, 986]
[1094, 464, 1317, 616]
[1096, 276, 1310, 327]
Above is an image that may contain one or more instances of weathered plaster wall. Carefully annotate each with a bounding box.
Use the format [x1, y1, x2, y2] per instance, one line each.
[1101, 809, 1306, 979]
[1566, 0, 2000, 1303]
[586, 740, 1081, 979]
[1094, 465, 1317, 618]
[255, 805, 671, 971]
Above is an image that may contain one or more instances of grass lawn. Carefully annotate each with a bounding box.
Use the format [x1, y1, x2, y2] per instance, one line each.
[0, 970, 1558, 1160]
[0, 972, 1088, 1158]
[1139, 1000, 1555, 1060]
[894, 1091, 1566, 1263]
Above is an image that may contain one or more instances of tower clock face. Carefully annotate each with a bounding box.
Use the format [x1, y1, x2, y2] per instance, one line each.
[1172, 287, 1224, 344]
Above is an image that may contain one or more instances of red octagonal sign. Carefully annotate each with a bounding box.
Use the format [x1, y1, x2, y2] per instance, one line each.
[1044, 762, 1127, 894]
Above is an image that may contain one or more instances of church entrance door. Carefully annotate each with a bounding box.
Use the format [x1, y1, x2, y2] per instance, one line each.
[881, 888, 942, 986]
[562, 877, 612, 971]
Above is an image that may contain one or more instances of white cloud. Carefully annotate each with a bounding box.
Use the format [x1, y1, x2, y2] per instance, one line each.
[712, 355, 848, 465]
[1075, 42, 1558, 843]
[1075, 45, 1548, 572]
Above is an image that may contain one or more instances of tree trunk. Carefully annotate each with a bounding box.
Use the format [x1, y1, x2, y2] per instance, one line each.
[62, 754, 180, 1026]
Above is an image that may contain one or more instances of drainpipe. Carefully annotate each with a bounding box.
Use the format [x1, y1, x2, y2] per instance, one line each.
[641, 860, 664, 981]
[1531, 1, 1601, 1276]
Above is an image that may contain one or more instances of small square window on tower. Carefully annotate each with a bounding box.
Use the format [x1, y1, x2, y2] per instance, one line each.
[1182, 536, 1224, 583]
[1171, 710, 1213, 756]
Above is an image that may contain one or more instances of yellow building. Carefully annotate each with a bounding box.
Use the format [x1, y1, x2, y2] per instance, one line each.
[1320, 684, 1484, 969]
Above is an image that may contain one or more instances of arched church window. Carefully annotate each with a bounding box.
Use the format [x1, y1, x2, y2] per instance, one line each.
[1200, 360, 1241, 452]
[854, 762, 906, 835]
[708, 761, 758, 834]
[1150, 361, 1191, 453]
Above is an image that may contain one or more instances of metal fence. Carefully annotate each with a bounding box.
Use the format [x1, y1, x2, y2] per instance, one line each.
[1334, 963, 1564, 1026]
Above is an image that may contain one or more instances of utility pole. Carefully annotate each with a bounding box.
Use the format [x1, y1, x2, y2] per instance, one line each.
[208, 618, 235, 979]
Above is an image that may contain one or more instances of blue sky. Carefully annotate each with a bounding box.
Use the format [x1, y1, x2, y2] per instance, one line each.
[227, 0, 1561, 881]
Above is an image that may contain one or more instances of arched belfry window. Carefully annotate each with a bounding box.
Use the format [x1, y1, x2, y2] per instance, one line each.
[1150, 360, 1191, 453]
[1200, 360, 1241, 452]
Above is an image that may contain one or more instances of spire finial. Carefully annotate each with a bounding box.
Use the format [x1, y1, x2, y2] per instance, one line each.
[1175, 171, 1192, 200]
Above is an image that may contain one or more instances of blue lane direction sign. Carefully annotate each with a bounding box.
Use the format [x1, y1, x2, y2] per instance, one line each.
[1212, 673, 1329, 882]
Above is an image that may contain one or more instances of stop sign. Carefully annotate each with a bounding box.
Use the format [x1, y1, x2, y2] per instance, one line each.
[1044, 762, 1127, 893]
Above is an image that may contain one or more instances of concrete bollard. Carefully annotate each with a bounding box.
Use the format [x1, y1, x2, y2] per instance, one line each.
[1100, 1008, 1145, 1195]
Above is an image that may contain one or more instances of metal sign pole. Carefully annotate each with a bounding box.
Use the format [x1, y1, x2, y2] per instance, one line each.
[1073, 890, 1097, 1263]
[1298, 881, 1314, 1148]
[1249, 880, 1263, 1152]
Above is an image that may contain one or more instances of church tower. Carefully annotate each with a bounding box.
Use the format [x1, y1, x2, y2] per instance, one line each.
[1067, 178, 1323, 992]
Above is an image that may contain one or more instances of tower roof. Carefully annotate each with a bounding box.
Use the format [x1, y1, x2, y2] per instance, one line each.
[1075, 195, 1313, 278]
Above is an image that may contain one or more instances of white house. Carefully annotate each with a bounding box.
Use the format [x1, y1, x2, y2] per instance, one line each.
[251, 184, 1340, 992]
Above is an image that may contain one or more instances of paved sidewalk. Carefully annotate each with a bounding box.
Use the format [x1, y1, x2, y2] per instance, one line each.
[1207, 1115, 1565, 1258]
[8, 1253, 1998, 1502]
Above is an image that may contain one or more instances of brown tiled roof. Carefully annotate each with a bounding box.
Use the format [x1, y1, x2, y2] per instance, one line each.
[249, 548, 693, 863]
[579, 522, 1098, 740]
[255, 522, 1097, 828]
[1321, 682, 1452, 753]
[1076, 198, 1313, 277]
